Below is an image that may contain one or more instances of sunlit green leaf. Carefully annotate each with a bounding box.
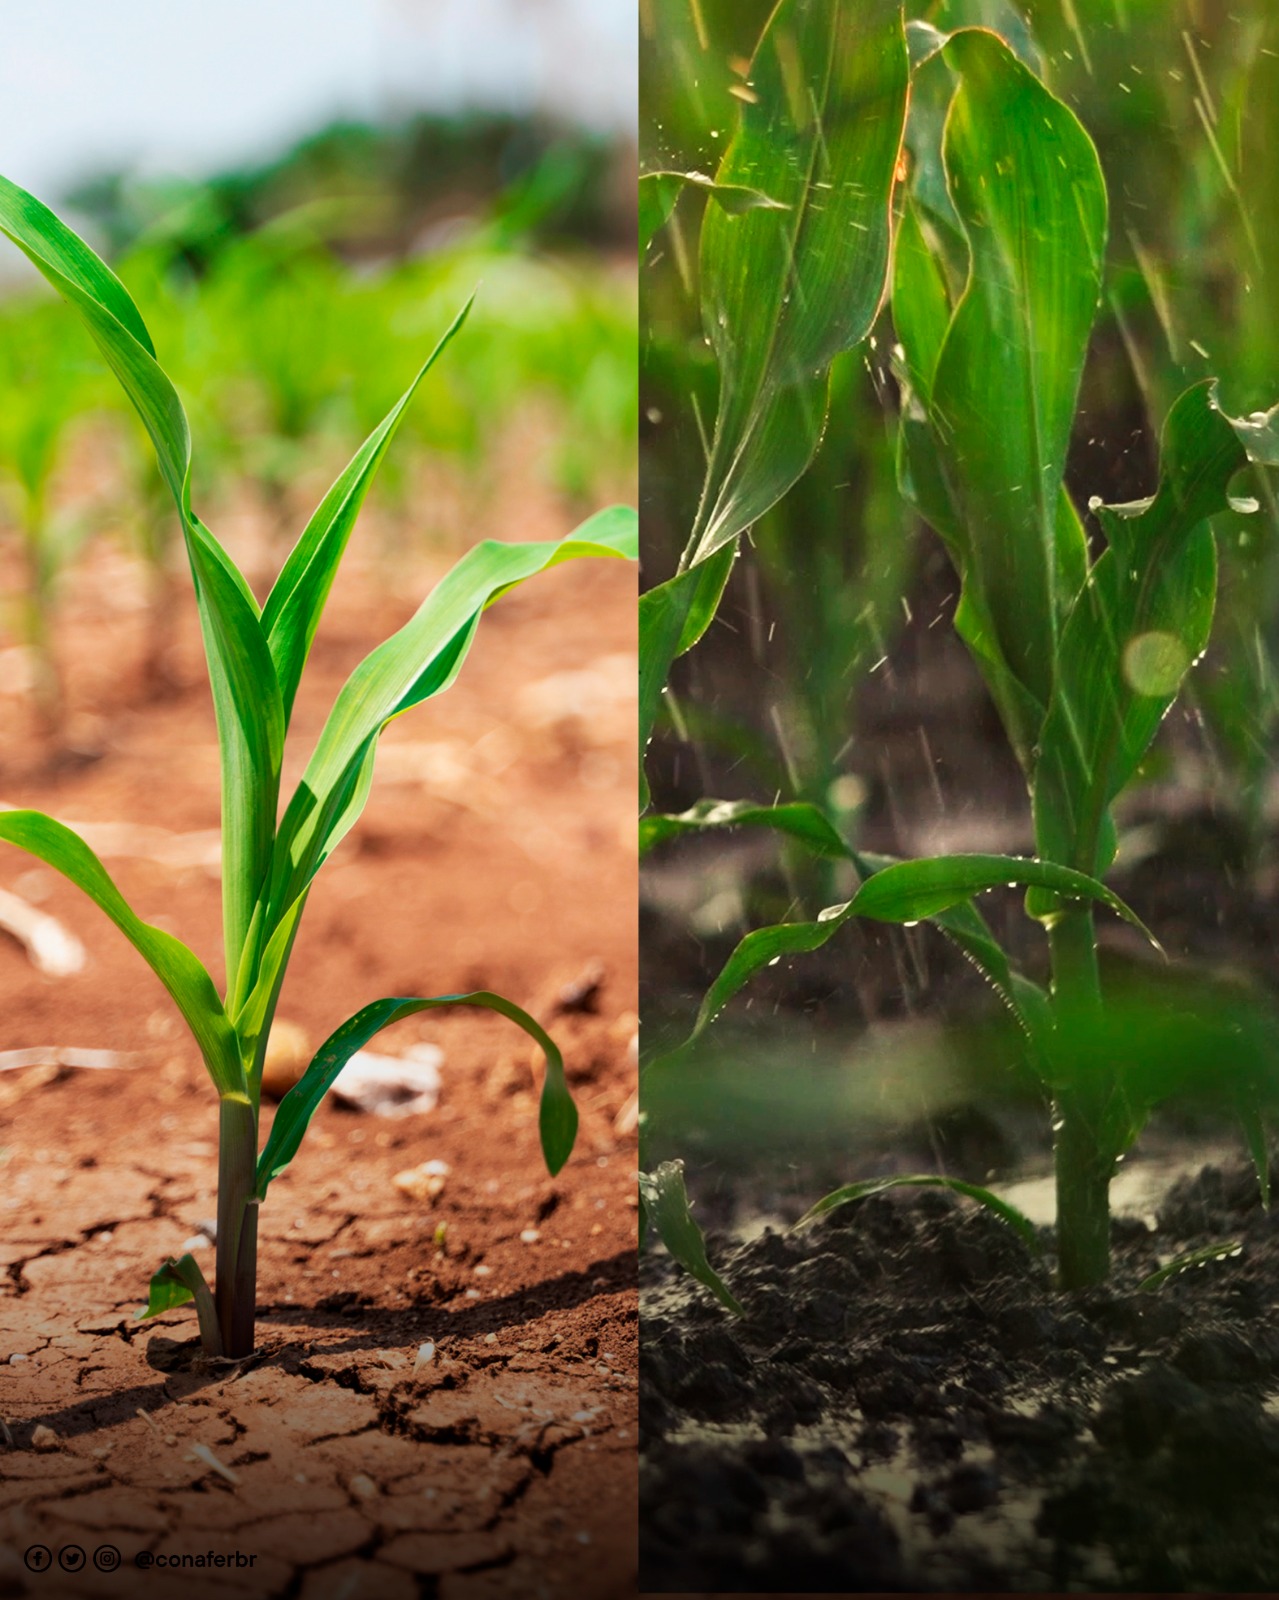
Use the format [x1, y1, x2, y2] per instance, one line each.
[136, 1252, 221, 1354]
[0, 811, 243, 1097]
[257, 991, 575, 1193]
[263, 298, 473, 722]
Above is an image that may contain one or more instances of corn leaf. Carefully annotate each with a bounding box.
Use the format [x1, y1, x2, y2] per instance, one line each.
[264, 508, 636, 937]
[894, 30, 1105, 759]
[1138, 1241, 1243, 1293]
[798, 1173, 1040, 1251]
[638, 170, 789, 255]
[846, 854, 1156, 941]
[257, 992, 575, 1193]
[0, 811, 243, 1097]
[670, 853, 1153, 1056]
[1035, 384, 1279, 887]
[136, 1254, 221, 1354]
[262, 298, 473, 722]
[640, 798, 854, 859]
[0, 172, 286, 981]
[638, 1161, 743, 1315]
[638, 546, 734, 811]
[688, 0, 908, 564]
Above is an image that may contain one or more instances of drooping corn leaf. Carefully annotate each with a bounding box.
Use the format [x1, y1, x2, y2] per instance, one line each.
[688, 0, 908, 564]
[669, 853, 1152, 1055]
[262, 298, 473, 722]
[262, 508, 636, 943]
[136, 1253, 221, 1353]
[638, 170, 789, 255]
[640, 797, 854, 859]
[638, 545, 734, 811]
[257, 992, 575, 1193]
[847, 854, 1155, 940]
[638, 1161, 743, 1315]
[893, 31, 1106, 766]
[798, 1173, 1039, 1251]
[0, 811, 243, 1097]
[1032, 385, 1279, 902]
[0, 172, 285, 981]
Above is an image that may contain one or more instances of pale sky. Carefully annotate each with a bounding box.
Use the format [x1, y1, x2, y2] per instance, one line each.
[0, 0, 636, 202]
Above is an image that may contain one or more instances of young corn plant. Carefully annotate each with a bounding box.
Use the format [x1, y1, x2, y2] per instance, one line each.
[0, 174, 637, 1358]
[649, 26, 1279, 1295]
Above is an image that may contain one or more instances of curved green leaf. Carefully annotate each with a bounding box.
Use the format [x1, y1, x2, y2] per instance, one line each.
[798, 1173, 1040, 1251]
[136, 1253, 221, 1354]
[639, 170, 789, 255]
[0, 811, 242, 1097]
[257, 992, 575, 1195]
[640, 798, 854, 859]
[689, 0, 908, 563]
[263, 297, 473, 722]
[265, 508, 636, 937]
[844, 853, 1157, 945]
[638, 1161, 743, 1315]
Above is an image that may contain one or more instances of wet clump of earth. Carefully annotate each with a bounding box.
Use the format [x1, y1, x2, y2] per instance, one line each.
[640, 1156, 1279, 1593]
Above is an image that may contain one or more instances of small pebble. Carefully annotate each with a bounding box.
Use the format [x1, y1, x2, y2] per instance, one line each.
[30, 1425, 58, 1452]
[483, 1333, 497, 1345]
[473, 1264, 492, 1277]
[414, 1341, 437, 1370]
[349, 1473, 376, 1500]
[9, 1354, 29, 1365]
[520, 1228, 541, 1244]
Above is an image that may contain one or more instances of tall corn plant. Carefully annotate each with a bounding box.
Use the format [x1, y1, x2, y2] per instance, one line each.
[649, 26, 1279, 1294]
[0, 174, 637, 1358]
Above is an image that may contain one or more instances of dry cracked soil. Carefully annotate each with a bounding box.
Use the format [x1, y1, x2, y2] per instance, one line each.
[0, 484, 638, 1600]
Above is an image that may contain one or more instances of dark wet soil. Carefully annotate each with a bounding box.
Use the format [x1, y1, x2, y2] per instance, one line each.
[640, 1156, 1279, 1594]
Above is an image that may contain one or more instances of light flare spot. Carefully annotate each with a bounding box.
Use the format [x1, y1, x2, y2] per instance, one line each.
[1122, 630, 1189, 697]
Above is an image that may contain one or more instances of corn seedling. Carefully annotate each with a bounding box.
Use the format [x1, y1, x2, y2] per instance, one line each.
[647, 24, 1279, 1296]
[0, 174, 637, 1358]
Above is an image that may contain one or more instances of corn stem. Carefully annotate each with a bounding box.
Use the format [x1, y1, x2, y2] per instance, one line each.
[1048, 908, 1111, 1289]
[214, 1095, 259, 1357]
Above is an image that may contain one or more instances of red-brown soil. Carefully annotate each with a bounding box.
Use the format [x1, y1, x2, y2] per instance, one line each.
[0, 495, 637, 1599]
